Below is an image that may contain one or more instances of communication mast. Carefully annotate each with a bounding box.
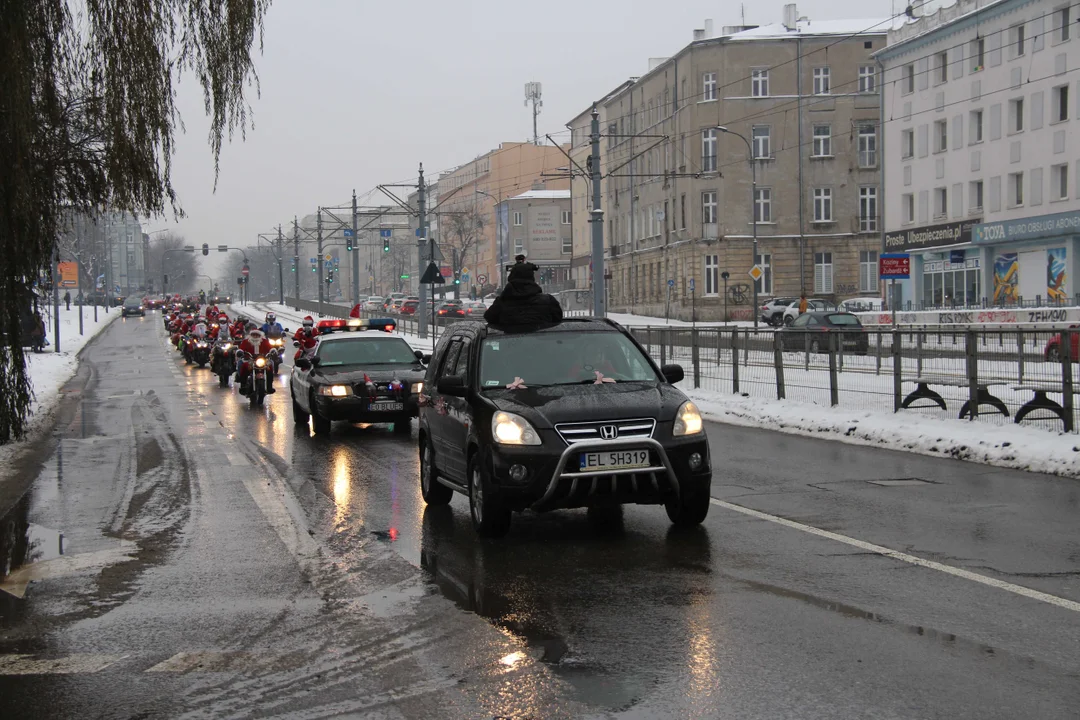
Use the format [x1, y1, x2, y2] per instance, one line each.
[524, 82, 543, 146]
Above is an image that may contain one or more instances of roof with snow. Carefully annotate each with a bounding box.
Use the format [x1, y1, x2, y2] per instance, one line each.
[509, 190, 571, 201]
[725, 17, 898, 40]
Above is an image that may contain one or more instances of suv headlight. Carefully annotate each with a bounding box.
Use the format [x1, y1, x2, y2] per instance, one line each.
[492, 411, 541, 445]
[318, 384, 352, 397]
[411, 382, 424, 394]
[673, 400, 703, 436]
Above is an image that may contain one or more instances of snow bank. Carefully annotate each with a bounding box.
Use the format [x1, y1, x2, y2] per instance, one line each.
[687, 389, 1080, 479]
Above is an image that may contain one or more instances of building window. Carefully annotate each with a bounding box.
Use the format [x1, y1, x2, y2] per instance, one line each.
[859, 186, 878, 232]
[901, 128, 915, 159]
[754, 253, 773, 295]
[514, 238, 524, 256]
[1054, 84, 1070, 122]
[754, 188, 772, 222]
[680, 194, 686, 229]
[703, 72, 717, 101]
[858, 125, 877, 168]
[751, 68, 769, 97]
[922, 256, 982, 307]
[752, 125, 771, 158]
[814, 252, 834, 294]
[813, 188, 833, 222]
[935, 51, 949, 83]
[701, 128, 717, 172]
[934, 119, 948, 152]
[812, 125, 832, 157]
[813, 67, 831, 95]
[1012, 23, 1026, 57]
[970, 109, 984, 142]
[902, 63, 915, 93]
[704, 255, 719, 296]
[562, 236, 572, 254]
[859, 251, 878, 292]
[970, 180, 984, 210]
[934, 187, 948, 218]
[1053, 163, 1069, 199]
[561, 210, 571, 225]
[513, 211, 523, 226]
[1058, 6, 1072, 42]
[702, 191, 717, 224]
[970, 37, 985, 72]
[1009, 97, 1024, 132]
[1009, 171, 1024, 206]
[903, 193, 915, 223]
[858, 65, 876, 93]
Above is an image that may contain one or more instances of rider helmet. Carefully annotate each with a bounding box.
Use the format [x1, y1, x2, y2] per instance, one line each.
[265, 312, 276, 324]
[302, 316, 314, 329]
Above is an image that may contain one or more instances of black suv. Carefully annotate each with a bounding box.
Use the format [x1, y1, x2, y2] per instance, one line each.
[417, 318, 712, 537]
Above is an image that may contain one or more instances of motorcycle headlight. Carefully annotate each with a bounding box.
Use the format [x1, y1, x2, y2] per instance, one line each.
[223, 344, 232, 351]
[254, 357, 267, 368]
[319, 384, 352, 397]
[491, 411, 541, 446]
[411, 382, 424, 394]
[673, 400, 704, 436]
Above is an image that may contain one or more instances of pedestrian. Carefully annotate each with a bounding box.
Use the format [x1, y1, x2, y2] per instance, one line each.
[484, 256, 563, 326]
[798, 292, 808, 315]
[63, 290, 71, 310]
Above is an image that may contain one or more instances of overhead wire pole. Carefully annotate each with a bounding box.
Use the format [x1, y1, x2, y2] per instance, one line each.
[352, 189, 360, 308]
[589, 105, 606, 317]
[417, 165, 428, 339]
[293, 217, 300, 309]
[317, 208, 324, 318]
[277, 225, 285, 305]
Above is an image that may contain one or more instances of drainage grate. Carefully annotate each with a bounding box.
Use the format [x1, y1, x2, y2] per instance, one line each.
[867, 478, 934, 487]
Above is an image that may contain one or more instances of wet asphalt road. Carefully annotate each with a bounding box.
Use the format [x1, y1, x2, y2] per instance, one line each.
[1, 315, 1079, 719]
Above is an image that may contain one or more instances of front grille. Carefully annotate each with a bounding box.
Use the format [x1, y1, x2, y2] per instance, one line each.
[554, 418, 656, 446]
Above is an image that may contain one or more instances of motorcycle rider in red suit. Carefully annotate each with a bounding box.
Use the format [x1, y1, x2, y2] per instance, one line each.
[237, 328, 275, 394]
[293, 316, 320, 361]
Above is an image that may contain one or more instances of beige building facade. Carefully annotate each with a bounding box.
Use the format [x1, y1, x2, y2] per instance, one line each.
[568, 7, 888, 320]
[503, 189, 573, 288]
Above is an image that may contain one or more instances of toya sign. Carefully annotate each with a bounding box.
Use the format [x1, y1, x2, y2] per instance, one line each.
[973, 210, 1080, 244]
[883, 219, 978, 252]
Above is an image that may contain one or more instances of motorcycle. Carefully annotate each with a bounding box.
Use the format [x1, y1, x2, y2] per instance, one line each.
[238, 351, 272, 407]
[211, 341, 236, 388]
[266, 335, 286, 373]
[180, 335, 195, 363]
[191, 338, 211, 368]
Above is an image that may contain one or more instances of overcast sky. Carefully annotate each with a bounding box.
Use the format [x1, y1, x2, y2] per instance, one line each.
[162, 0, 897, 277]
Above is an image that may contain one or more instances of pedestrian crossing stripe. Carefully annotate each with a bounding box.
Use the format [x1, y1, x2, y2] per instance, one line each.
[0, 651, 309, 675]
[0, 654, 124, 675]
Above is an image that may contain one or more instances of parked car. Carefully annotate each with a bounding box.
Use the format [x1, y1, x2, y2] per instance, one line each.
[778, 311, 868, 354]
[463, 301, 487, 318]
[418, 318, 712, 537]
[759, 297, 799, 326]
[400, 299, 420, 315]
[1045, 326, 1080, 362]
[838, 297, 883, 313]
[363, 296, 385, 312]
[782, 299, 837, 326]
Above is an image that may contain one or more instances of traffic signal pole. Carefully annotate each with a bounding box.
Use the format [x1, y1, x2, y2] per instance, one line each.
[293, 217, 300, 310]
[351, 189, 360, 308]
[316, 207, 324, 319]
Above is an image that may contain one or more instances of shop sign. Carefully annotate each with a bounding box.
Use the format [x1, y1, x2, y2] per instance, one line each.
[884, 219, 979, 251]
[973, 209, 1080, 244]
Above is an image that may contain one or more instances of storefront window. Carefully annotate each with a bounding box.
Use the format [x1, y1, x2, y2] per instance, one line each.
[921, 255, 982, 308]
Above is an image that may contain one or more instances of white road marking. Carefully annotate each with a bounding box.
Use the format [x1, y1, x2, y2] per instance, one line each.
[710, 498, 1080, 614]
[225, 452, 249, 466]
[145, 651, 296, 674]
[0, 654, 124, 675]
[0, 544, 137, 599]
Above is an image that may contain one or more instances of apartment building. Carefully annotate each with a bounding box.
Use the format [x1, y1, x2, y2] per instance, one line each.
[879, 0, 1080, 308]
[502, 187, 573, 288]
[436, 142, 569, 293]
[567, 6, 888, 321]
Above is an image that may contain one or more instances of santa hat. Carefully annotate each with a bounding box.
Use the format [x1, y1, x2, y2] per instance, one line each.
[303, 316, 314, 322]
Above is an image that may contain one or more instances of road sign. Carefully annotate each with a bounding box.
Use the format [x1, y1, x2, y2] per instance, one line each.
[477, 274, 488, 284]
[748, 265, 764, 282]
[343, 229, 354, 237]
[380, 229, 392, 238]
[217, 245, 229, 253]
[310, 258, 316, 263]
[689, 278, 695, 291]
[440, 266, 452, 277]
[241, 267, 250, 276]
[460, 266, 470, 276]
[416, 228, 425, 237]
[667, 279, 674, 288]
[324, 254, 332, 261]
[880, 253, 911, 279]
[420, 262, 445, 285]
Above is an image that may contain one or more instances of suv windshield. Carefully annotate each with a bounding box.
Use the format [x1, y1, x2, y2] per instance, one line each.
[317, 337, 417, 366]
[479, 331, 660, 387]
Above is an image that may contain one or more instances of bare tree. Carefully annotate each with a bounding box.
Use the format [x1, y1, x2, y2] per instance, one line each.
[144, 233, 198, 294]
[441, 204, 488, 276]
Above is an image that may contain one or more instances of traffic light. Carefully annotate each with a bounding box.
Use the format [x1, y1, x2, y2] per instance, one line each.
[383, 238, 390, 253]
[326, 270, 334, 284]
[346, 235, 353, 252]
[453, 269, 461, 285]
[290, 257, 296, 273]
[201, 243, 209, 256]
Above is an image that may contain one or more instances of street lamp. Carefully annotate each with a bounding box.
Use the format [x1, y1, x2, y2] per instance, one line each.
[716, 125, 759, 329]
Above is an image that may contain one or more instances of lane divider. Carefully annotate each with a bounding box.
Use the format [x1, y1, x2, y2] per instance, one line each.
[710, 497, 1080, 614]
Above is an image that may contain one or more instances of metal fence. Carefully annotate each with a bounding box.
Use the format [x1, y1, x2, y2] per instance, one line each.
[629, 326, 1078, 434]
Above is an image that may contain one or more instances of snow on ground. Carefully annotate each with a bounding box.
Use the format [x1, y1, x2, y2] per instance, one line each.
[0, 304, 120, 463]
[238, 301, 1080, 477]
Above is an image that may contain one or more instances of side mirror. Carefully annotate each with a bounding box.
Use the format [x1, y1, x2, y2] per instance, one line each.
[293, 341, 301, 348]
[661, 364, 684, 384]
[284, 327, 290, 333]
[295, 358, 311, 371]
[310, 356, 321, 367]
[414, 349, 424, 360]
[421, 353, 432, 364]
[436, 375, 468, 397]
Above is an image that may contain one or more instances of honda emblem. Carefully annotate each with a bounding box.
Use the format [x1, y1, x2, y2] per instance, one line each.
[599, 425, 618, 440]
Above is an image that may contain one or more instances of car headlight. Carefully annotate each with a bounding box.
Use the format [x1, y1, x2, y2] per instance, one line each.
[673, 400, 704, 436]
[254, 357, 267, 368]
[411, 382, 424, 394]
[319, 384, 352, 397]
[491, 411, 541, 446]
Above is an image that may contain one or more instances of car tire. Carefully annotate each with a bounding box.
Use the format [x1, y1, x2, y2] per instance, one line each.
[665, 486, 710, 527]
[310, 394, 331, 435]
[393, 419, 412, 434]
[420, 439, 453, 506]
[292, 390, 310, 425]
[1048, 347, 1062, 363]
[809, 339, 821, 354]
[468, 456, 511, 538]
[783, 315, 794, 326]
